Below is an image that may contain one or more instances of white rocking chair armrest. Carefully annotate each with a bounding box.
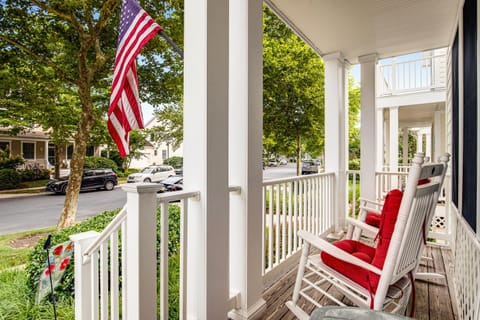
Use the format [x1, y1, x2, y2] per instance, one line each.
[359, 206, 382, 215]
[359, 197, 384, 208]
[298, 230, 383, 276]
[345, 217, 379, 238]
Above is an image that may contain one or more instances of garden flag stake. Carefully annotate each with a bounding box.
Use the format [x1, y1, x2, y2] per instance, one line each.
[108, 0, 162, 157]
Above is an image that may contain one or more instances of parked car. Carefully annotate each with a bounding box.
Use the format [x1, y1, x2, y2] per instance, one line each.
[127, 165, 175, 183]
[159, 175, 183, 192]
[46, 168, 118, 194]
[267, 159, 278, 167]
[301, 160, 319, 175]
[279, 159, 288, 165]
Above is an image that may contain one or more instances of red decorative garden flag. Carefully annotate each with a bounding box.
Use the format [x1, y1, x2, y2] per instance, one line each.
[108, 0, 162, 157]
[36, 241, 74, 303]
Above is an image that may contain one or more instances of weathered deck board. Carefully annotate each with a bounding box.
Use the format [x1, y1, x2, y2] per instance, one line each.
[262, 246, 457, 320]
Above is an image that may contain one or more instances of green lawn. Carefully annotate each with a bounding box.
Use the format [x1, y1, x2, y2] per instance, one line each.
[0, 227, 55, 271]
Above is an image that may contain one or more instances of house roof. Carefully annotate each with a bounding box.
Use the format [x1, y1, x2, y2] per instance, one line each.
[265, 0, 461, 64]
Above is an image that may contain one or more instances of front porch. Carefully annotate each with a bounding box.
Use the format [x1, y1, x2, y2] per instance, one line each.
[69, 169, 479, 319]
[262, 245, 457, 320]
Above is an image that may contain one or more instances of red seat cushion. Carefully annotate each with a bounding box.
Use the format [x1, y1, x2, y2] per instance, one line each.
[365, 212, 381, 228]
[320, 240, 377, 291]
[321, 189, 403, 292]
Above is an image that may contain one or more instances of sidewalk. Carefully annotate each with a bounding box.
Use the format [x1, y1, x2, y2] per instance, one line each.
[0, 187, 47, 199]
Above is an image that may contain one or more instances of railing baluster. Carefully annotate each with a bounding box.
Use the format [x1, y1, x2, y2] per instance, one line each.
[100, 242, 108, 320]
[281, 183, 287, 260]
[91, 251, 99, 320]
[160, 201, 169, 320]
[268, 185, 274, 269]
[275, 184, 280, 265]
[110, 232, 119, 320]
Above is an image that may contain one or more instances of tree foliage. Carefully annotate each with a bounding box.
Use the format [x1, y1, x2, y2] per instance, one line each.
[263, 7, 325, 174]
[0, 0, 183, 228]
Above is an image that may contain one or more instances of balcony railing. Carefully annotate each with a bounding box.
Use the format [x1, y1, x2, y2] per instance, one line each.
[377, 52, 447, 96]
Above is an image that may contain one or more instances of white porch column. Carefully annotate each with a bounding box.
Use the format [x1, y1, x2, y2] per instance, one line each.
[389, 107, 399, 172]
[184, 0, 230, 319]
[123, 184, 160, 319]
[402, 127, 409, 165]
[359, 53, 378, 200]
[434, 110, 442, 161]
[324, 52, 348, 231]
[376, 109, 384, 170]
[228, 0, 266, 319]
[425, 127, 432, 162]
[416, 131, 423, 153]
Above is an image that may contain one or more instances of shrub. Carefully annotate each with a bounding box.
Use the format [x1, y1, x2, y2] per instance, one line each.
[26, 206, 182, 308]
[84, 156, 119, 173]
[348, 158, 360, 170]
[25, 209, 120, 301]
[19, 168, 51, 182]
[163, 156, 183, 169]
[0, 169, 21, 190]
[0, 156, 24, 170]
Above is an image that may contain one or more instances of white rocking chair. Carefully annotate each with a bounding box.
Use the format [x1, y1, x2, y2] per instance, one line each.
[286, 153, 448, 320]
[346, 153, 450, 281]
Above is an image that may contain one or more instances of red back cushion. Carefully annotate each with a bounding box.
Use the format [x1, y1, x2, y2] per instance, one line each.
[365, 212, 381, 228]
[371, 189, 403, 269]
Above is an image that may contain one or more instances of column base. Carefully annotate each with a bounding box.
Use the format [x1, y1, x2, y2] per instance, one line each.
[228, 298, 266, 320]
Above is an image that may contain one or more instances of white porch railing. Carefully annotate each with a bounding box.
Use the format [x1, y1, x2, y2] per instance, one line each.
[70, 188, 200, 320]
[377, 52, 447, 96]
[347, 170, 451, 244]
[452, 205, 480, 320]
[261, 173, 336, 282]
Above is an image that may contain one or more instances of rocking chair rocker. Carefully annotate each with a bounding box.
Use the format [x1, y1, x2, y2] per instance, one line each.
[286, 153, 449, 320]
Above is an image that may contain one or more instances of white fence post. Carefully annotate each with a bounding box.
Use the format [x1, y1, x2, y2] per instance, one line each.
[123, 183, 162, 319]
[70, 231, 100, 320]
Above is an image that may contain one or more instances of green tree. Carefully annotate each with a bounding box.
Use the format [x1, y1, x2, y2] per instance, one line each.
[149, 103, 183, 151]
[0, 0, 183, 229]
[348, 76, 361, 168]
[263, 7, 325, 175]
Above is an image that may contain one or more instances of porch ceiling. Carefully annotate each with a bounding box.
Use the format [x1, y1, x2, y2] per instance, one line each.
[265, 0, 460, 64]
[398, 102, 444, 127]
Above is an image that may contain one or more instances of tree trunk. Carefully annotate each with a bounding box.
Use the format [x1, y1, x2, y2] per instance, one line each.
[57, 85, 95, 230]
[296, 134, 301, 176]
[54, 144, 61, 179]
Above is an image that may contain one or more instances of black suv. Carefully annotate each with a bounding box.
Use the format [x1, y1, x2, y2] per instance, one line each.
[46, 168, 118, 194]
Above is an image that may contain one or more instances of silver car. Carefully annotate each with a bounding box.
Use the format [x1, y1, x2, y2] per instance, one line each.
[127, 165, 175, 183]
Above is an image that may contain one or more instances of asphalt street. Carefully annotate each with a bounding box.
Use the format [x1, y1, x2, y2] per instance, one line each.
[0, 164, 298, 235]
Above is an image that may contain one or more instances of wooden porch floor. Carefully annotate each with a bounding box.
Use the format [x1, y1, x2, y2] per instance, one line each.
[261, 246, 458, 320]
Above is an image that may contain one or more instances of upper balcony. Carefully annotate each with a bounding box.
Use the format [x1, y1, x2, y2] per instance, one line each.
[375, 50, 447, 109]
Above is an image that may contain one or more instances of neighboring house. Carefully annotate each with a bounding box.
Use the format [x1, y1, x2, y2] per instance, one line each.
[129, 117, 183, 169]
[0, 127, 98, 169]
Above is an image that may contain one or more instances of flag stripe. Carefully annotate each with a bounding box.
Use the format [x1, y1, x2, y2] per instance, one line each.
[108, 0, 162, 157]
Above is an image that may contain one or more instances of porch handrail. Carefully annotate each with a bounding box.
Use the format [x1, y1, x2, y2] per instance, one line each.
[82, 205, 127, 259]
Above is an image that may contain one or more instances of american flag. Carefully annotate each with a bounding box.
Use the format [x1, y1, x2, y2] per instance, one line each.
[108, 0, 162, 157]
